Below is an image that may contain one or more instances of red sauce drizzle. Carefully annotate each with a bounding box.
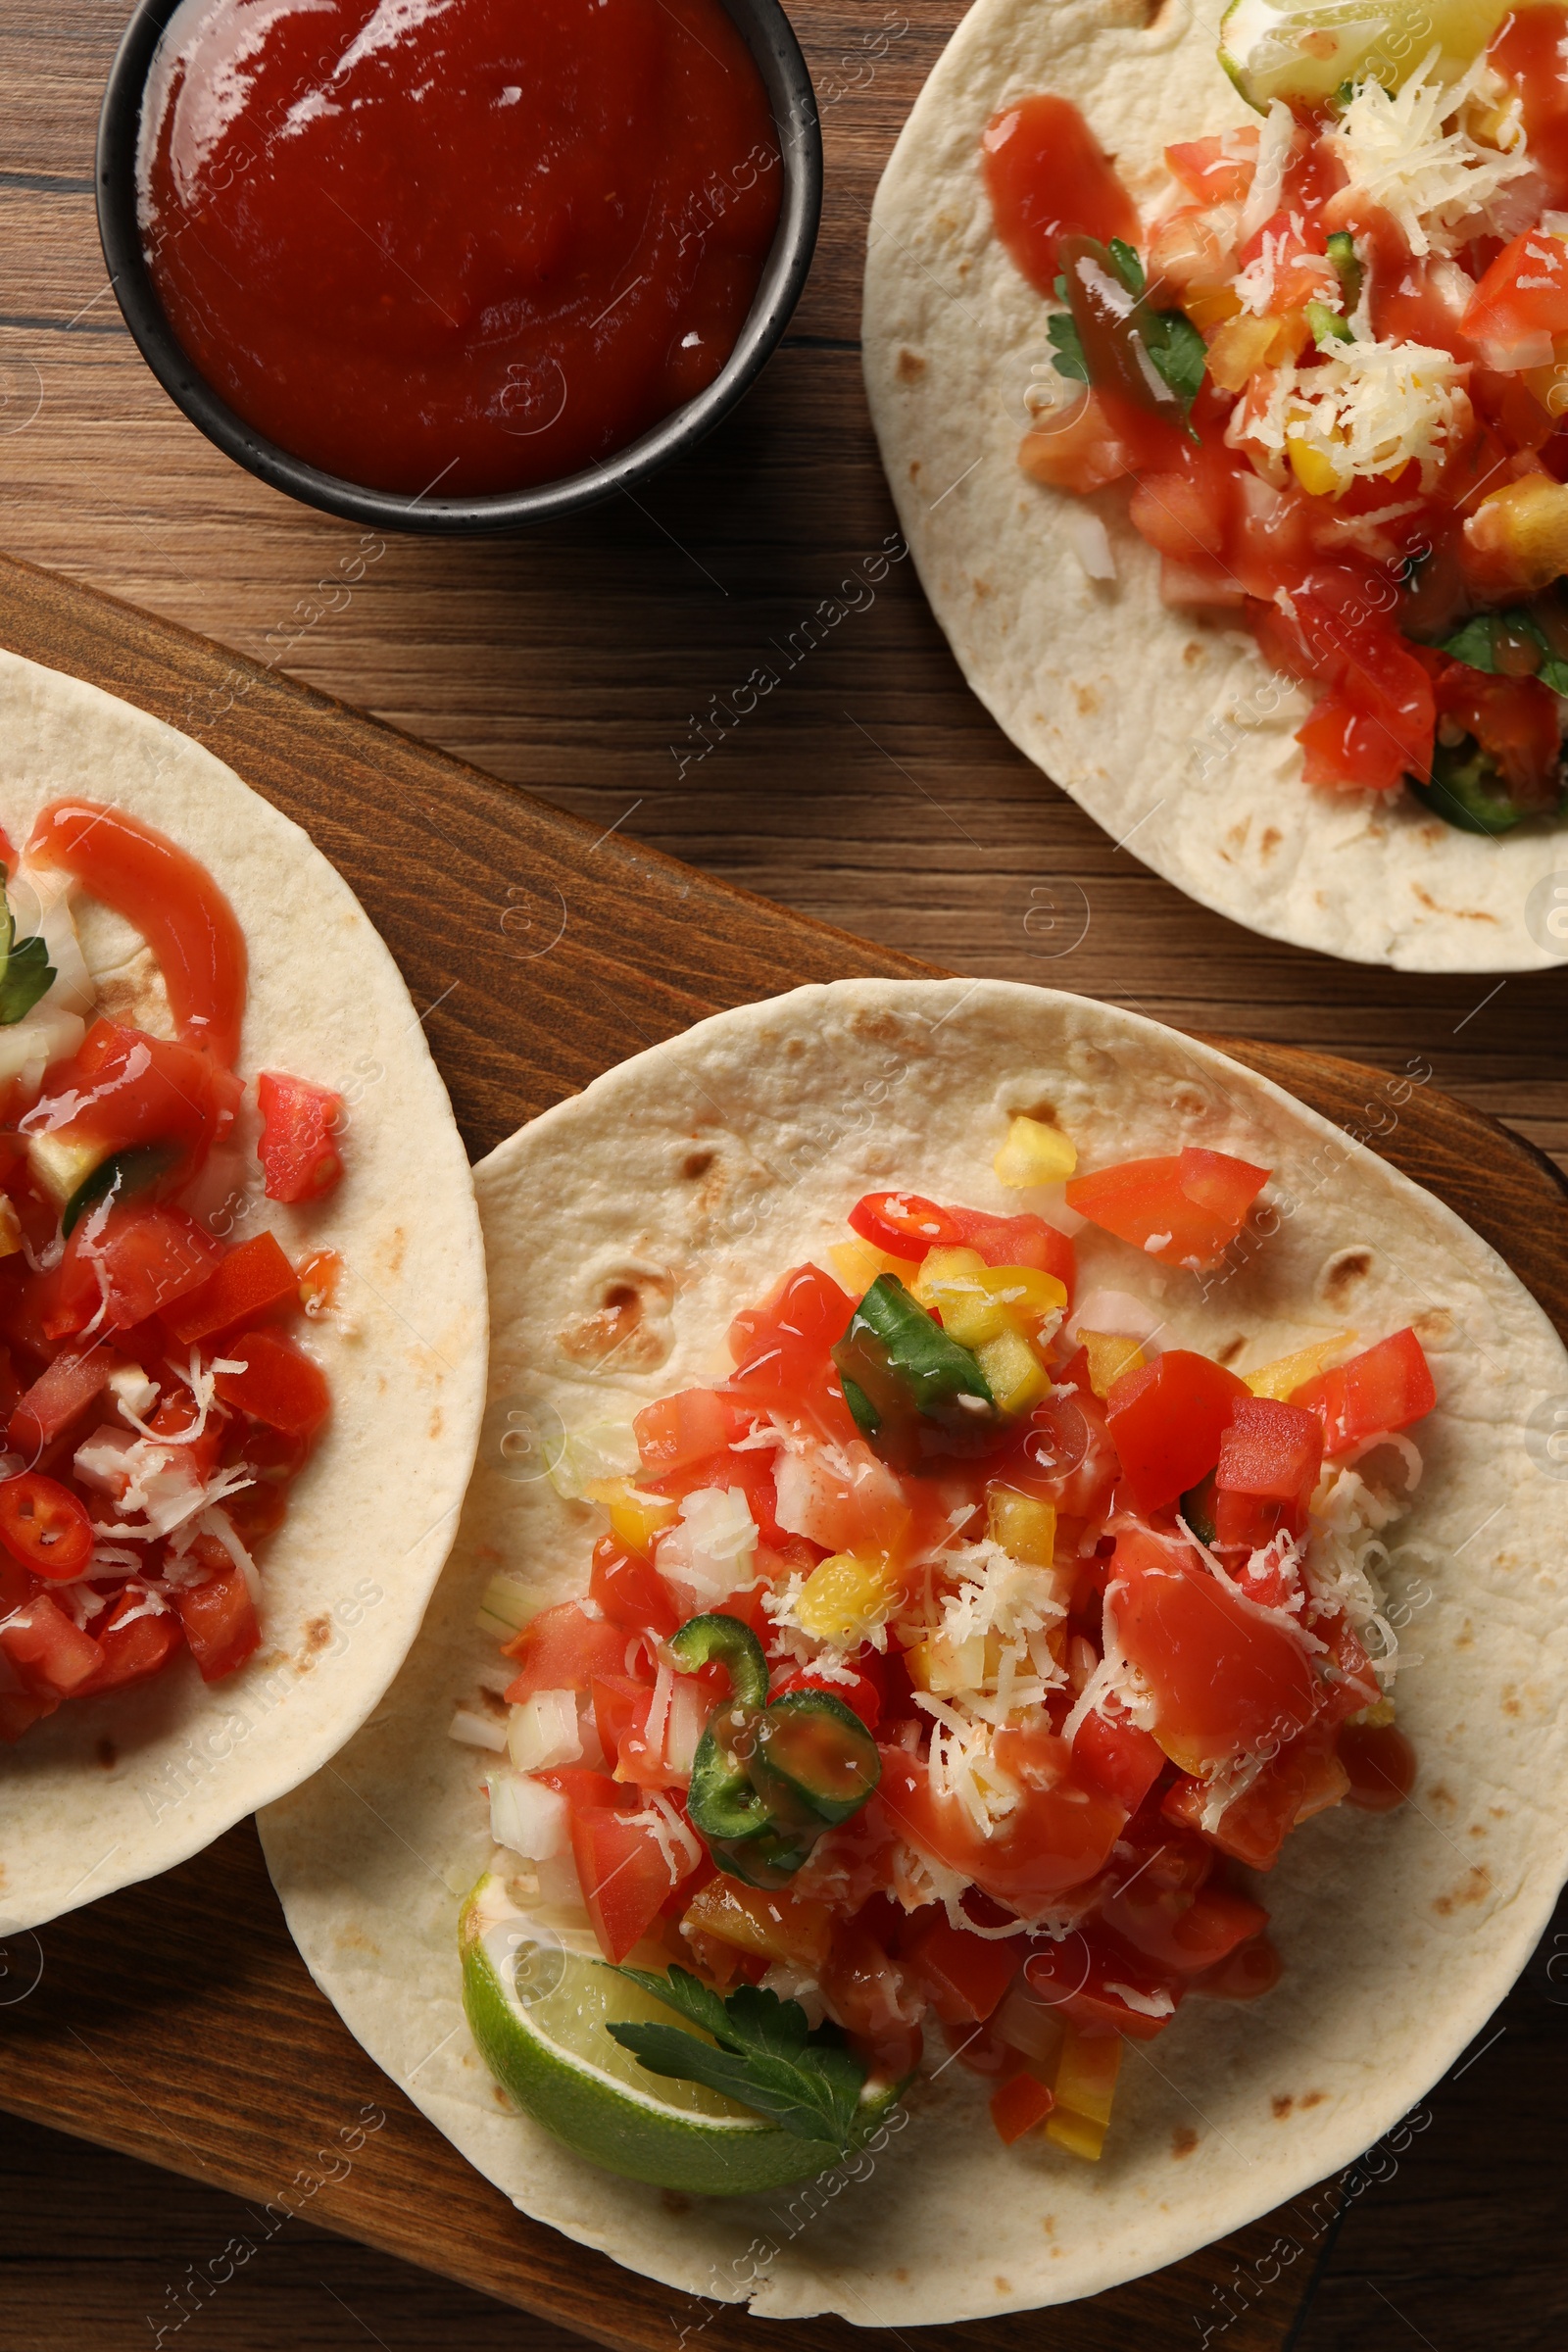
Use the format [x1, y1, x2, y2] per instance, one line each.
[27, 801, 248, 1067]
[982, 95, 1139, 297]
[1491, 4, 1568, 208]
[139, 0, 782, 496]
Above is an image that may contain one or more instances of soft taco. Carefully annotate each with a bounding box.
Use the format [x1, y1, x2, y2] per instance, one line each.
[261, 979, 1568, 2322]
[862, 0, 1568, 971]
[0, 650, 486, 1934]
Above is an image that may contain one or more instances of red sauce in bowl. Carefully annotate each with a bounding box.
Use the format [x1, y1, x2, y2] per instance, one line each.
[137, 0, 783, 496]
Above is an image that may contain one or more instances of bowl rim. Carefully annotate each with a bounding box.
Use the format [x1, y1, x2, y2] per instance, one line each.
[96, 0, 823, 534]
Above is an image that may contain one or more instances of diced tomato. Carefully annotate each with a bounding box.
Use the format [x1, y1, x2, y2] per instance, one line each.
[1110, 1524, 1321, 1777]
[591, 1672, 663, 1786]
[1340, 1719, 1416, 1812]
[1315, 1607, 1383, 1725]
[1290, 1327, 1436, 1455]
[0, 1472, 93, 1580]
[213, 1328, 329, 1439]
[847, 1193, 967, 1260]
[73, 1590, 184, 1694]
[1462, 227, 1568, 367]
[504, 1600, 633, 1699]
[176, 1554, 261, 1682]
[1064, 1148, 1269, 1270]
[572, 1805, 694, 1963]
[877, 1730, 1124, 1915]
[1429, 663, 1563, 813]
[1234, 208, 1332, 314]
[1254, 591, 1437, 794]
[998, 1381, 1120, 1521]
[164, 1230, 299, 1345]
[535, 1763, 631, 1812]
[820, 1921, 923, 2080]
[21, 1019, 239, 1195]
[1019, 388, 1139, 494]
[898, 1909, 1019, 2026]
[1191, 1931, 1283, 2000]
[633, 1388, 749, 1476]
[257, 1072, 344, 1204]
[1020, 1920, 1183, 2041]
[1162, 1727, 1347, 1869]
[1099, 1874, 1269, 1975]
[0, 1344, 24, 1425]
[27, 801, 248, 1066]
[1071, 1703, 1166, 1812]
[1213, 1397, 1323, 1555]
[588, 1537, 678, 1636]
[0, 1592, 104, 1696]
[727, 1262, 855, 1385]
[1105, 1349, 1250, 1513]
[947, 1205, 1076, 1301]
[9, 1347, 112, 1458]
[990, 2070, 1055, 2145]
[56, 1202, 224, 1335]
[1164, 132, 1256, 206]
[771, 1661, 882, 1732]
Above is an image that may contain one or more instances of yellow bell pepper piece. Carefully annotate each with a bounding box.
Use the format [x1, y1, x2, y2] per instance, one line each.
[1287, 433, 1341, 497]
[913, 1250, 1065, 1347]
[795, 1551, 898, 1644]
[1080, 1332, 1146, 1399]
[987, 1488, 1056, 1568]
[905, 1631, 994, 1695]
[993, 1113, 1077, 1189]
[1244, 1332, 1354, 1399]
[0, 1197, 21, 1259]
[582, 1478, 679, 1555]
[682, 1877, 833, 1970]
[829, 1236, 906, 1298]
[1047, 2027, 1122, 2160]
[1183, 282, 1243, 333]
[977, 1326, 1050, 1416]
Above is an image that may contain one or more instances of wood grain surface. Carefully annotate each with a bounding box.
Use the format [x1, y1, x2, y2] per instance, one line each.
[0, 1, 1563, 2348]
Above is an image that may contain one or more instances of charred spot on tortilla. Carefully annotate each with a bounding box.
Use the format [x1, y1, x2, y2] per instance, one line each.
[1172, 2126, 1200, 2155]
[1260, 829, 1282, 861]
[1412, 1307, 1454, 1346]
[682, 1151, 714, 1179]
[1321, 1249, 1374, 1307]
[1434, 1865, 1494, 1917]
[1215, 1335, 1247, 1365]
[557, 1266, 675, 1371]
[304, 1614, 333, 1653]
[1271, 2094, 1294, 2119]
[896, 347, 926, 383]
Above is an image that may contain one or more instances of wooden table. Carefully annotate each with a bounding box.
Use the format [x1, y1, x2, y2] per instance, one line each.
[0, 4, 1563, 2348]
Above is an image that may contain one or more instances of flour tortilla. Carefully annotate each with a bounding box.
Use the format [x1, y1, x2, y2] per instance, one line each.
[862, 0, 1568, 973]
[261, 977, 1568, 2322]
[0, 650, 487, 1936]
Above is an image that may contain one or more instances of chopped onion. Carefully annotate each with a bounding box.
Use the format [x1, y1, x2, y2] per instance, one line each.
[488, 1769, 568, 1861]
[507, 1689, 581, 1772]
[448, 1707, 508, 1753]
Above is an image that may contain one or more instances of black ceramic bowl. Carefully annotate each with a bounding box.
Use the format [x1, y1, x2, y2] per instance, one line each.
[97, 0, 821, 533]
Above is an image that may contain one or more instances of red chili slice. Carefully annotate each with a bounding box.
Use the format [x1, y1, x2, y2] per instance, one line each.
[0, 1472, 94, 1581]
[847, 1193, 966, 1260]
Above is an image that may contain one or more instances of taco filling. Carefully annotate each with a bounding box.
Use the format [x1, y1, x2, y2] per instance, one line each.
[457, 1121, 1430, 2167]
[0, 800, 341, 1740]
[992, 3, 1568, 831]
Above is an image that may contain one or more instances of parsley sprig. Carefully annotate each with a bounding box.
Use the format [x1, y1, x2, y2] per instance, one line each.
[1438, 608, 1568, 695]
[1048, 242, 1206, 430]
[607, 1966, 875, 2149]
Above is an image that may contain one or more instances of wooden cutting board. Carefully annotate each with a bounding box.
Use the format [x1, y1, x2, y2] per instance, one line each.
[0, 555, 1563, 2352]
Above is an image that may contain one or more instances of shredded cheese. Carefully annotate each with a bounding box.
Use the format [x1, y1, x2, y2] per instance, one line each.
[1228, 337, 1472, 495]
[1326, 53, 1536, 259]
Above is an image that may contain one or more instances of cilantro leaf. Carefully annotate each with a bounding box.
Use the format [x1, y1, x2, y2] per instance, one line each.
[1048, 311, 1088, 383]
[606, 1965, 871, 2149]
[0, 893, 54, 1027]
[1107, 237, 1146, 297]
[1438, 614, 1504, 673]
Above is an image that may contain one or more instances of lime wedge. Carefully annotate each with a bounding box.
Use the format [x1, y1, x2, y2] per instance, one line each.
[1218, 0, 1512, 111]
[459, 1875, 845, 2195]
